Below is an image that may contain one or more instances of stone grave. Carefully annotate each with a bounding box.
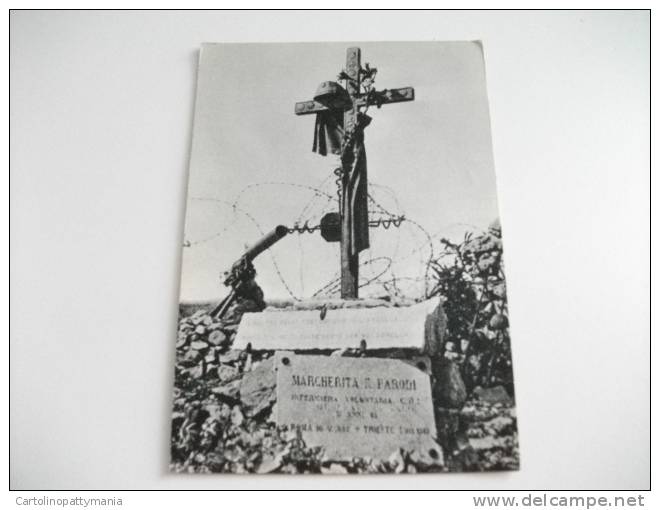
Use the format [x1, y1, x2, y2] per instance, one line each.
[232, 298, 446, 467]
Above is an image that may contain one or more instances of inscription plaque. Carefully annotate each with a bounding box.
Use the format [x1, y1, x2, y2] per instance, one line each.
[234, 299, 440, 353]
[276, 354, 441, 463]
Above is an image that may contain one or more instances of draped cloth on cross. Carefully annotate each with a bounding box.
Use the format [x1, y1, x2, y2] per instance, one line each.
[313, 110, 371, 255]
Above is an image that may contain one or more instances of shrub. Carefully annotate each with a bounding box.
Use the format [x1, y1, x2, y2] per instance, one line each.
[428, 221, 514, 396]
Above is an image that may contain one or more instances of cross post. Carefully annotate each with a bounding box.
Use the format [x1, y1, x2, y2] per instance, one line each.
[340, 47, 361, 299]
[295, 47, 414, 299]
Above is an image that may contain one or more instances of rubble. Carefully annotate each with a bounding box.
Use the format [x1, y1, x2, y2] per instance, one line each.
[170, 300, 518, 474]
[432, 359, 468, 408]
[239, 358, 277, 417]
[321, 463, 349, 474]
[448, 399, 519, 471]
[472, 385, 513, 405]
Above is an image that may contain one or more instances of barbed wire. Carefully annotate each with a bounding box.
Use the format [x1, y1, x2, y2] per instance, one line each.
[311, 256, 394, 298]
[296, 172, 337, 225]
[186, 196, 301, 301]
[286, 215, 405, 235]
[369, 183, 404, 217]
[184, 178, 443, 302]
[233, 181, 337, 206]
[185, 197, 254, 247]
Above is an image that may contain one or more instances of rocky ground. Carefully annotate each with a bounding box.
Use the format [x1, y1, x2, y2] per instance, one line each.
[170, 302, 519, 474]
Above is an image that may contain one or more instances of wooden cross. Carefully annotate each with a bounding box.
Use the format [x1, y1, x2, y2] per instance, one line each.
[295, 47, 414, 299]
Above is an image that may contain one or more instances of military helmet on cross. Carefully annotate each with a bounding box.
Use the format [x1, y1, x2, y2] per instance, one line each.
[313, 81, 351, 110]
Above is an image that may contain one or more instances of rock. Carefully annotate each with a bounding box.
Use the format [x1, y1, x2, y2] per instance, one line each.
[409, 443, 444, 468]
[240, 429, 265, 449]
[239, 358, 276, 417]
[194, 325, 206, 335]
[223, 445, 243, 464]
[257, 452, 284, 474]
[424, 300, 447, 356]
[473, 385, 513, 405]
[321, 463, 348, 474]
[488, 416, 515, 434]
[489, 314, 508, 331]
[202, 403, 221, 420]
[190, 340, 209, 351]
[468, 436, 510, 451]
[266, 403, 277, 423]
[222, 323, 239, 334]
[230, 405, 244, 427]
[464, 231, 501, 255]
[432, 359, 467, 408]
[188, 365, 204, 379]
[219, 350, 243, 364]
[445, 351, 463, 362]
[190, 312, 205, 325]
[434, 407, 460, 451]
[388, 449, 405, 474]
[243, 354, 253, 372]
[179, 349, 202, 367]
[207, 330, 226, 346]
[492, 282, 507, 298]
[217, 364, 239, 381]
[212, 379, 241, 402]
[204, 402, 232, 421]
[283, 428, 299, 443]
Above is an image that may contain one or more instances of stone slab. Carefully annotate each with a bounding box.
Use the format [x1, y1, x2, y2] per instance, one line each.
[275, 353, 441, 464]
[233, 299, 440, 352]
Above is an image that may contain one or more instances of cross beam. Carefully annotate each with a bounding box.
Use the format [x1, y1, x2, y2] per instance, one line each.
[295, 47, 414, 299]
[294, 87, 415, 115]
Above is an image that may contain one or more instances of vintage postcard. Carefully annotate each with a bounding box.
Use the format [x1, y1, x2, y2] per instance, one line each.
[171, 41, 518, 474]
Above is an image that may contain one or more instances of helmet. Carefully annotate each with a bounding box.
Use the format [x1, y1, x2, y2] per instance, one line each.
[313, 81, 351, 110]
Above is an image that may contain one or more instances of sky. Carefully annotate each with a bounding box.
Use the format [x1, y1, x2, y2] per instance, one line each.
[180, 41, 500, 302]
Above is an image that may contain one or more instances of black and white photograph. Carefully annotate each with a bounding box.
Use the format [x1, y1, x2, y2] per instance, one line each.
[10, 10, 649, 494]
[171, 41, 519, 474]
